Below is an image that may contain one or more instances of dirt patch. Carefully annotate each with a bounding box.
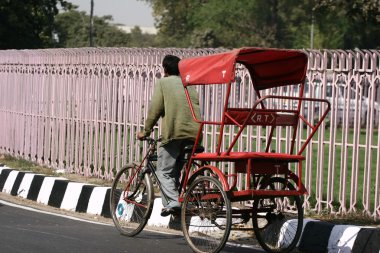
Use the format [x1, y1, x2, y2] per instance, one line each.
[307, 212, 380, 228]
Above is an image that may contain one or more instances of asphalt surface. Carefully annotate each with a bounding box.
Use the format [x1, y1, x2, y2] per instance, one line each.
[3, 166, 378, 252]
[0, 200, 264, 253]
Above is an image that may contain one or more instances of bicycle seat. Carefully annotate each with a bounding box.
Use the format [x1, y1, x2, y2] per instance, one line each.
[183, 145, 204, 154]
[182, 145, 204, 161]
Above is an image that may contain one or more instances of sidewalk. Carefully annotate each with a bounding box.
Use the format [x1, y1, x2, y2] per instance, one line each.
[1, 165, 379, 252]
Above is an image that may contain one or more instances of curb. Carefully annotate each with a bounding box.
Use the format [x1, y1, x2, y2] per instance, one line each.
[0, 167, 179, 227]
[299, 220, 380, 252]
[1, 166, 379, 252]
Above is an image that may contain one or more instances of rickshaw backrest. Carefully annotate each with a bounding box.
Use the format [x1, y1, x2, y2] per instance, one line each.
[225, 108, 298, 127]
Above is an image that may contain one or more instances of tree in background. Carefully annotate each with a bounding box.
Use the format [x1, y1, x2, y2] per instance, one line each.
[54, 9, 157, 48]
[1, 0, 379, 49]
[314, 0, 380, 49]
[143, 0, 319, 48]
[0, 1, 156, 49]
[142, 0, 380, 49]
[54, 10, 130, 47]
[147, 0, 195, 47]
[0, 0, 71, 49]
[129, 26, 156, 47]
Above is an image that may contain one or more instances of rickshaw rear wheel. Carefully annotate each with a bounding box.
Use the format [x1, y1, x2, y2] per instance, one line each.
[252, 177, 303, 253]
[181, 176, 232, 253]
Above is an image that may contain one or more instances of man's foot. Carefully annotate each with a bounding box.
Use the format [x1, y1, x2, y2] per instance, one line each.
[160, 206, 181, 217]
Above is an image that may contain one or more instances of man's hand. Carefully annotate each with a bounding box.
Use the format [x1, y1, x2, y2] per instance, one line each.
[136, 132, 146, 140]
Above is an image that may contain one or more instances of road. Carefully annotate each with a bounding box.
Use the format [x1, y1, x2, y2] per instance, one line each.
[0, 200, 264, 253]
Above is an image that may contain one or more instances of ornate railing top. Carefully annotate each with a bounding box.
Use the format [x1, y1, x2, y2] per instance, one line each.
[1, 48, 379, 73]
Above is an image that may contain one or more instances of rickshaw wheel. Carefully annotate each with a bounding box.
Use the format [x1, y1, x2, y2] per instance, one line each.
[181, 176, 232, 253]
[252, 177, 303, 253]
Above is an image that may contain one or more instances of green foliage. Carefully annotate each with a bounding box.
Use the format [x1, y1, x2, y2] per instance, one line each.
[314, 0, 380, 48]
[144, 0, 319, 48]
[54, 10, 130, 47]
[0, 1, 156, 49]
[142, 0, 380, 49]
[129, 26, 156, 47]
[54, 9, 157, 48]
[54, 10, 89, 48]
[1, 0, 379, 49]
[0, 0, 71, 49]
[190, 29, 220, 48]
[149, 0, 196, 47]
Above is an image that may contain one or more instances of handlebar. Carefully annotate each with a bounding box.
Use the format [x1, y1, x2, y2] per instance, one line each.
[138, 136, 162, 145]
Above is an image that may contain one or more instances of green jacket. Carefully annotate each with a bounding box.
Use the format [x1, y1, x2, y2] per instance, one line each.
[143, 75, 201, 145]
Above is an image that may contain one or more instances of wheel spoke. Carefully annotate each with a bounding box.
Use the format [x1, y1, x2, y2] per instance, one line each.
[252, 177, 303, 253]
[181, 176, 231, 253]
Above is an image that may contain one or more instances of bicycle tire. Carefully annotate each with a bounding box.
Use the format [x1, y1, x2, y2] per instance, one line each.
[110, 164, 154, 237]
[252, 177, 303, 253]
[181, 176, 232, 253]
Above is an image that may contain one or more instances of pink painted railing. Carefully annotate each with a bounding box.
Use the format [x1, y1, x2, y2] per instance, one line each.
[0, 48, 379, 219]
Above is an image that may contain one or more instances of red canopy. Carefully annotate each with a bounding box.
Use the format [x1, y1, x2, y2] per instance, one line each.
[179, 47, 308, 90]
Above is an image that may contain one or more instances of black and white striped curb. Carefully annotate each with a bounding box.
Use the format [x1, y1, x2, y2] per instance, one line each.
[298, 219, 379, 253]
[1, 166, 379, 252]
[0, 166, 182, 228]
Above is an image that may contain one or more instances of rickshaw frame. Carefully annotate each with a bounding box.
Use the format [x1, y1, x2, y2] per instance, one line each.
[178, 47, 330, 201]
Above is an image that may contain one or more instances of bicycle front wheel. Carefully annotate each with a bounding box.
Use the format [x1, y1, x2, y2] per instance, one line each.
[181, 176, 232, 253]
[110, 164, 154, 236]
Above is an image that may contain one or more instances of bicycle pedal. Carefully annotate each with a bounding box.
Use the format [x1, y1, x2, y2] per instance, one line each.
[161, 207, 181, 217]
[170, 213, 181, 221]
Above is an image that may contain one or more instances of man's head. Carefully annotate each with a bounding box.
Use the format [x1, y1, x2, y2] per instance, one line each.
[162, 55, 180, 76]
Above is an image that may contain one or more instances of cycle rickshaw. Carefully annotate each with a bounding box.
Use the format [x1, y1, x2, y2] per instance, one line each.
[110, 48, 330, 253]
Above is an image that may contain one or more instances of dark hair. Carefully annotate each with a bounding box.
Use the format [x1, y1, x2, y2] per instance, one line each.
[162, 55, 180, 76]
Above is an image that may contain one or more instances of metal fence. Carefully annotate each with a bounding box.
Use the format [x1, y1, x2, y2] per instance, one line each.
[0, 48, 379, 220]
